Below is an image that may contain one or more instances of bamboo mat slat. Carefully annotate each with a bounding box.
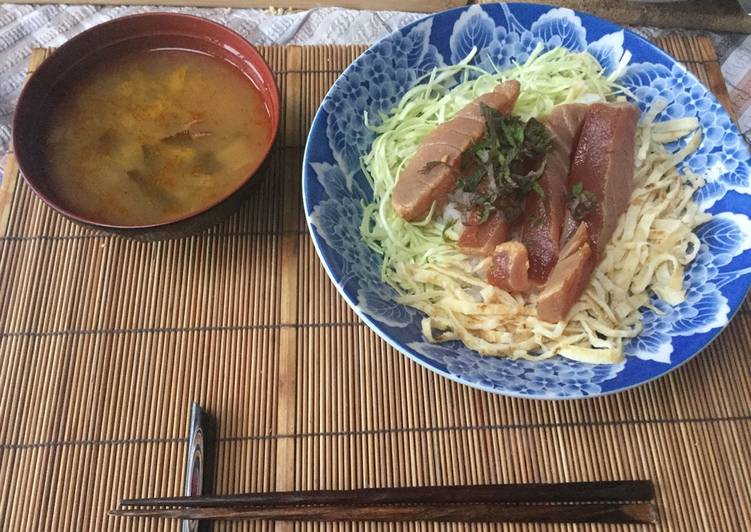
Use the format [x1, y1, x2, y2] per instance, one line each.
[0, 37, 750, 532]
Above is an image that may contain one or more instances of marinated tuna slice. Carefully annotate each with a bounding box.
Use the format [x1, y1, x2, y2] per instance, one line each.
[406, 143, 464, 170]
[443, 116, 487, 143]
[486, 241, 530, 293]
[392, 80, 521, 221]
[455, 81, 521, 122]
[421, 123, 475, 152]
[564, 102, 640, 256]
[537, 223, 594, 323]
[458, 210, 511, 255]
[389, 147, 463, 221]
[521, 103, 589, 284]
[537, 103, 639, 323]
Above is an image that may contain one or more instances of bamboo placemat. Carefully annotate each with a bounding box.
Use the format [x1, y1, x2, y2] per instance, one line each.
[0, 37, 750, 532]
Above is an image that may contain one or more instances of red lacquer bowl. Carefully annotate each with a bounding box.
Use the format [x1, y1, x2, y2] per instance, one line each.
[12, 13, 280, 240]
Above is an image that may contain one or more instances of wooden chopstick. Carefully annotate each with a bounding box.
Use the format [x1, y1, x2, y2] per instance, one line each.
[112, 481, 657, 524]
[118, 480, 654, 508]
[111, 501, 657, 524]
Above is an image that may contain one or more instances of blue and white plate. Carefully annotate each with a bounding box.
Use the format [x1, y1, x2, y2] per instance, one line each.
[302, 3, 751, 399]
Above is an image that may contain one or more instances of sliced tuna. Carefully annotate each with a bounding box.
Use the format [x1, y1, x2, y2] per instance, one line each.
[392, 80, 521, 221]
[537, 223, 595, 323]
[440, 117, 487, 143]
[421, 124, 476, 152]
[455, 81, 521, 122]
[486, 241, 530, 292]
[563, 102, 640, 256]
[389, 147, 463, 221]
[458, 210, 511, 255]
[521, 103, 589, 284]
[536, 103, 639, 322]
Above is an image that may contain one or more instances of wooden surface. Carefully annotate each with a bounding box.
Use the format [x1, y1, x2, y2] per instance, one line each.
[0, 37, 750, 532]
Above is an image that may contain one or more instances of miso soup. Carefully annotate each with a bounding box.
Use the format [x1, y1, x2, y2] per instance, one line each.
[44, 49, 272, 226]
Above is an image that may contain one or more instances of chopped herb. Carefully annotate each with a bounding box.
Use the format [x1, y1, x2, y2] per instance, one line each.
[571, 181, 583, 197]
[515, 163, 546, 197]
[442, 218, 457, 241]
[457, 166, 486, 192]
[467, 137, 492, 156]
[569, 182, 596, 221]
[479, 203, 493, 224]
[480, 104, 503, 152]
[521, 118, 552, 159]
[455, 104, 551, 206]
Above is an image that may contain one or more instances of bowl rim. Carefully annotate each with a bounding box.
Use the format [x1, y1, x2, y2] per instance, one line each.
[12, 12, 280, 230]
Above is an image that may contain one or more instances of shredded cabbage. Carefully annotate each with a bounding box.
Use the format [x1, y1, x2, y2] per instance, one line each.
[360, 45, 707, 364]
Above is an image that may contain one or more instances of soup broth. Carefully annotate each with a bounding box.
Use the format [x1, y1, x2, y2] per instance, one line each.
[45, 48, 272, 226]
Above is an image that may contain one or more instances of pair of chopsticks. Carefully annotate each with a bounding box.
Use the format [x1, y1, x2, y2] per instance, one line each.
[113, 405, 656, 524]
[112, 480, 657, 524]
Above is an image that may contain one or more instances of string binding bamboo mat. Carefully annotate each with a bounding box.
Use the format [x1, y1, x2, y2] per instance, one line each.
[0, 37, 749, 532]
